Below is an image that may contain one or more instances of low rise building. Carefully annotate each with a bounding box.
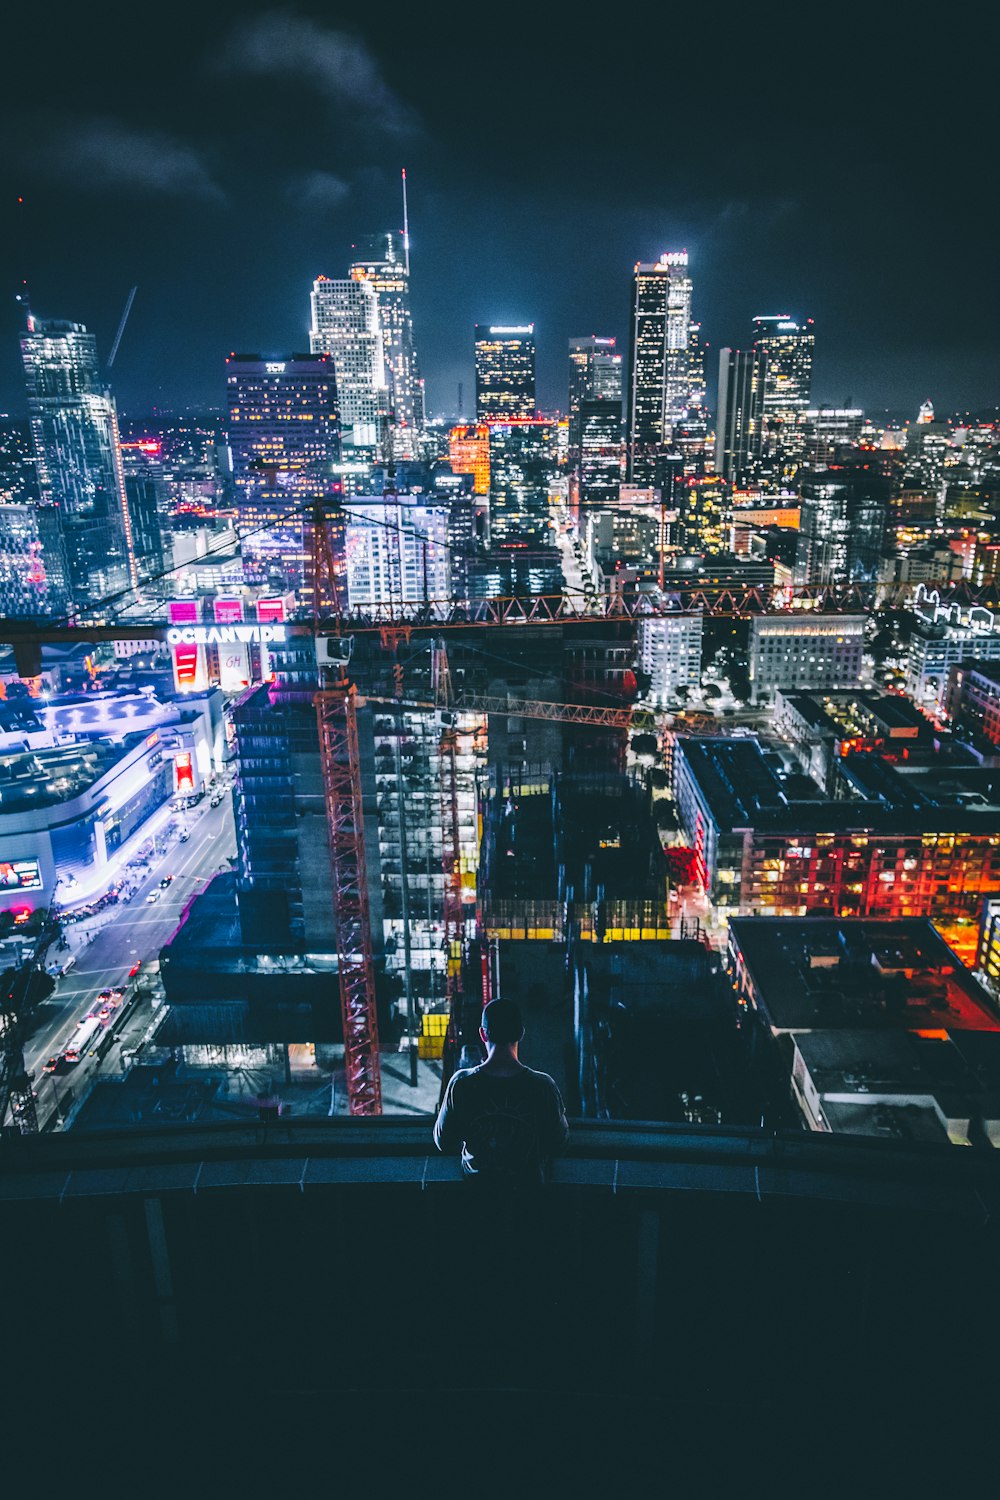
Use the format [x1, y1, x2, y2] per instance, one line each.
[905, 604, 1000, 709]
[727, 916, 1000, 1145]
[944, 661, 1000, 746]
[0, 686, 224, 913]
[673, 735, 1000, 919]
[774, 690, 930, 792]
[748, 614, 865, 705]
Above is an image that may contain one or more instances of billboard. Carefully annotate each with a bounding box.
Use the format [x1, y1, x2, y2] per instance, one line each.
[214, 596, 244, 624]
[173, 751, 195, 794]
[218, 643, 250, 694]
[169, 599, 207, 693]
[256, 596, 290, 623]
[0, 859, 43, 892]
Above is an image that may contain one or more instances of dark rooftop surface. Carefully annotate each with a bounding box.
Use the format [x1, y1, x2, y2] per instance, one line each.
[680, 736, 1000, 833]
[2, 1116, 998, 1484]
[778, 690, 932, 737]
[729, 916, 1000, 1033]
[0, 736, 133, 812]
[795, 1027, 1000, 1103]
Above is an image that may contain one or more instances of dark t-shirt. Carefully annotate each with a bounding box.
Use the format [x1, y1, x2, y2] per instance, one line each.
[433, 1063, 569, 1182]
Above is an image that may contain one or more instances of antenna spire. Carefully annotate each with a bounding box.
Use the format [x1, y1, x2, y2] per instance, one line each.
[401, 168, 410, 277]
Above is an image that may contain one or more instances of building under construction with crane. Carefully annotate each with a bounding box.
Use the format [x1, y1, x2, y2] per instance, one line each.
[155, 601, 649, 1092]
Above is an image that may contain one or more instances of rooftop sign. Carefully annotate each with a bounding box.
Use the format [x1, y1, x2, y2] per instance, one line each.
[166, 624, 287, 646]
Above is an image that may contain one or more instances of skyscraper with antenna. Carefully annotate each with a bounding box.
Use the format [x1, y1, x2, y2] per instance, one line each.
[347, 171, 425, 459]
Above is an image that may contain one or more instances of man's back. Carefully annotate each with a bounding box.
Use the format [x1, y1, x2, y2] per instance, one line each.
[434, 1062, 569, 1182]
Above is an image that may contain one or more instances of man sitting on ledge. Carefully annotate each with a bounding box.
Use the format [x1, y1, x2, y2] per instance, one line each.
[433, 999, 569, 1182]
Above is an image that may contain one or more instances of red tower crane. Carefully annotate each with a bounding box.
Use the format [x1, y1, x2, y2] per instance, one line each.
[310, 503, 382, 1117]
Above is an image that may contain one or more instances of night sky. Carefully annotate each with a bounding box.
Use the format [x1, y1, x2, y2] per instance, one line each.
[2, 2, 996, 420]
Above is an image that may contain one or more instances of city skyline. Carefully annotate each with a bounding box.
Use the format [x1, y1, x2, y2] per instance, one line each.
[0, 4, 996, 419]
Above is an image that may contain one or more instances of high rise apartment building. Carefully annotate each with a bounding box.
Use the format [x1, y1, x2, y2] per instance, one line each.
[20, 315, 133, 607]
[309, 277, 387, 450]
[796, 466, 890, 586]
[474, 326, 536, 421]
[225, 355, 342, 604]
[715, 347, 765, 483]
[349, 233, 425, 457]
[751, 315, 815, 467]
[578, 401, 623, 510]
[0, 503, 67, 617]
[119, 440, 167, 581]
[345, 493, 459, 608]
[487, 418, 561, 545]
[626, 252, 694, 484]
[567, 336, 622, 453]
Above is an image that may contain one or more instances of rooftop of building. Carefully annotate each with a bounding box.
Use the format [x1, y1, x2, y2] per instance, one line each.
[820, 1099, 953, 1143]
[679, 736, 1000, 833]
[838, 751, 1000, 815]
[728, 916, 1000, 1033]
[795, 1025, 1000, 1098]
[0, 734, 142, 813]
[5, 1114, 997, 1474]
[750, 611, 867, 635]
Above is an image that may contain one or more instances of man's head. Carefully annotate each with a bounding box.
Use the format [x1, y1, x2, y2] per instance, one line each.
[480, 998, 524, 1050]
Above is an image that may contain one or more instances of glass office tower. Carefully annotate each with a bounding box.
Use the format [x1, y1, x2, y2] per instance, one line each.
[474, 326, 536, 420]
[20, 315, 132, 607]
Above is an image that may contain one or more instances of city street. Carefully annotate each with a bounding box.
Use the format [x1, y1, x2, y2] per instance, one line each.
[23, 793, 237, 1095]
[552, 503, 592, 607]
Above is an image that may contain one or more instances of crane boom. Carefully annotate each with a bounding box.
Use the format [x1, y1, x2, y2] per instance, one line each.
[107, 285, 137, 370]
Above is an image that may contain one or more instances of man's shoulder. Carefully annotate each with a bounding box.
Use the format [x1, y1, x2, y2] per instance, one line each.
[520, 1066, 561, 1091]
[448, 1065, 483, 1089]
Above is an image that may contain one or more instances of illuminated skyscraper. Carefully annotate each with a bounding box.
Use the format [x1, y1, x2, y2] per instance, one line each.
[309, 277, 388, 451]
[567, 336, 622, 455]
[578, 400, 623, 509]
[487, 418, 560, 544]
[448, 423, 490, 495]
[226, 355, 342, 605]
[686, 322, 707, 409]
[751, 315, 815, 467]
[474, 326, 536, 420]
[715, 347, 766, 483]
[626, 252, 694, 484]
[20, 314, 133, 607]
[349, 232, 425, 458]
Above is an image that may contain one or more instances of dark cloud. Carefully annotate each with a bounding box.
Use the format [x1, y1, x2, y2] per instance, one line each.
[217, 12, 419, 136]
[14, 115, 226, 204]
[286, 170, 351, 210]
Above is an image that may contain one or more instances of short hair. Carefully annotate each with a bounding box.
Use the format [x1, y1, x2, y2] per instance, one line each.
[481, 998, 524, 1045]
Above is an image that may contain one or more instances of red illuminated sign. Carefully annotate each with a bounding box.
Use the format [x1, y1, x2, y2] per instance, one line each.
[256, 597, 286, 623]
[214, 597, 244, 624]
[168, 599, 199, 625]
[174, 752, 195, 793]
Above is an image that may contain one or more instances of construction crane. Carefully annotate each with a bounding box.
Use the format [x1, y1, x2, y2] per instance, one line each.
[107, 285, 137, 371]
[310, 504, 383, 1116]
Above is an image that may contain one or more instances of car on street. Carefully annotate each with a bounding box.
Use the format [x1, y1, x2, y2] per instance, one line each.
[145, 891, 160, 904]
[128, 963, 141, 978]
[42, 1056, 59, 1073]
[179, 831, 190, 843]
[159, 875, 173, 888]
